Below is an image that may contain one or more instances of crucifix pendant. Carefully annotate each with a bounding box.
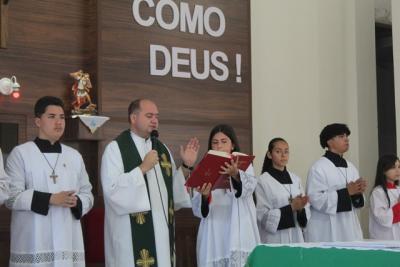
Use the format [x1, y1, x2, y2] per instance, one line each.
[50, 170, 58, 184]
[288, 195, 293, 203]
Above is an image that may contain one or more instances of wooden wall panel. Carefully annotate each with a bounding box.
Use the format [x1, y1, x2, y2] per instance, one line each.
[0, 1, 8, 48]
[0, 0, 97, 115]
[99, 0, 252, 134]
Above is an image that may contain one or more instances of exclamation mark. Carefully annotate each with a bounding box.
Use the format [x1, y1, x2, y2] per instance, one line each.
[236, 54, 242, 83]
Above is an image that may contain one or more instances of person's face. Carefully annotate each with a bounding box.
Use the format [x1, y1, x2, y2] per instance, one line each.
[130, 100, 159, 138]
[211, 132, 234, 153]
[327, 134, 349, 154]
[267, 141, 289, 170]
[385, 160, 400, 183]
[35, 105, 65, 144]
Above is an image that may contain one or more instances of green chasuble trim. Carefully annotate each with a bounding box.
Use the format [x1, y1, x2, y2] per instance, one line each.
[115, 130, 175, 267]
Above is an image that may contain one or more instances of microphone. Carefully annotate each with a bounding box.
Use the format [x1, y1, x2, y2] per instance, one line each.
[150, 130, 159, 150]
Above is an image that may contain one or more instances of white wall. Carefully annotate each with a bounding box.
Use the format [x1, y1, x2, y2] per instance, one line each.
[251, 0, 378, 236]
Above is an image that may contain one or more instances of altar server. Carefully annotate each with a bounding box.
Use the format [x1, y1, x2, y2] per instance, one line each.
[256, 137, 309, 243]
[305, 123, 366, 242]
[369, 154, 400, 240]
[5, 96, 94, 267]
[193, 124, 260, 267]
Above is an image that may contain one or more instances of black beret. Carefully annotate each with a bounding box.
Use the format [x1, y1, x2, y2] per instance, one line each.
[319, 123, 351, 148]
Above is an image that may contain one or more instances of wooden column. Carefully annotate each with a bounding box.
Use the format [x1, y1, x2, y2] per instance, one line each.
[0, 0, 8, 48]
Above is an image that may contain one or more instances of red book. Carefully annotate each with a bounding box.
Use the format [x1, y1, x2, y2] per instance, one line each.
[185, 150, 255, 190]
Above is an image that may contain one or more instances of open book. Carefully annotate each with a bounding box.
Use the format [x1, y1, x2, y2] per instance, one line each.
[185, 150, 255, 190]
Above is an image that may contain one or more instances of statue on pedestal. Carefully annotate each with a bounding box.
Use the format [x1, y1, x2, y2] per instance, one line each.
[70, 70, 97, 115]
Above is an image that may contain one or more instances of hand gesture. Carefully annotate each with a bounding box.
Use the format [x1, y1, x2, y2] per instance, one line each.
[140, 150, 159, 174]
[356, 177, 367, 193]
[50, 191, 77, 208]
[347, 181, 359, 195]
[180, 137, 200, 168]
[219, 158, 239, 181]
[291, 195, 309, 211]
[196, 182, 212, 198]
[347, 178, 367, 195]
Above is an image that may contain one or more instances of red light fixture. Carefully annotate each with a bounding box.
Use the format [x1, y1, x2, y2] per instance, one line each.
[12, 90, 20, 99]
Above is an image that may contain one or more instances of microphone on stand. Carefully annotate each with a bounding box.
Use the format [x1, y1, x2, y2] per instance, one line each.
[150, 130, 159, 150]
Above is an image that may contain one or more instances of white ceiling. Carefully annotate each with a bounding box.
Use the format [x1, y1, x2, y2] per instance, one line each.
[375, 0, 391, 24]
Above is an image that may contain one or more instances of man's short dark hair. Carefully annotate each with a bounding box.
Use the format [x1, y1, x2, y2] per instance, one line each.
[319, 123, 351, 148]
[128, 99, 143, 122]
[34, 96, 64, 118]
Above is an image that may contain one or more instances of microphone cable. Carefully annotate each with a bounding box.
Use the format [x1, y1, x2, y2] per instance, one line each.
[150, 130, 176, 257]
[153, 166, 176, 256]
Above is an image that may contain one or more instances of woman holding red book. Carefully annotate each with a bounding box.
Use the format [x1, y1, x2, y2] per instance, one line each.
[191, 124, 260, 267]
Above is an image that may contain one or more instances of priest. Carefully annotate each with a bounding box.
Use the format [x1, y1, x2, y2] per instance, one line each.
[0, 148, 9, 205]
[5, 96, 94, 267]
[101, 98, 199, 267]
[305, 123, 366, 242]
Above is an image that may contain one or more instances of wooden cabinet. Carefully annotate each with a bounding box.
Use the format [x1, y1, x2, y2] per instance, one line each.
[0, 113, 27, 265]
[63, 117, 104, 196]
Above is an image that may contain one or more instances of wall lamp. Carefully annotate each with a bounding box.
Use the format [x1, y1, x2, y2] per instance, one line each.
[0, 76, 20, 98]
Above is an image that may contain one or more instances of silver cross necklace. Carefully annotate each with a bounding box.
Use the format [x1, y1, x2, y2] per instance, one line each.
[282, 183, 293, 203]
[41, 153, 60, 184]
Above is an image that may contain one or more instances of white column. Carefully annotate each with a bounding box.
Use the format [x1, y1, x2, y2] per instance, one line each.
[393, 0, 400, 153]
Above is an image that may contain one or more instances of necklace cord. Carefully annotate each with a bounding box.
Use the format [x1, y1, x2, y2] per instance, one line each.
[41, 153, 60, 177]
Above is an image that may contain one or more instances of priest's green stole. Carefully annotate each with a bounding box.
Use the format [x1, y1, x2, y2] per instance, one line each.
[116, 130, 175, 267]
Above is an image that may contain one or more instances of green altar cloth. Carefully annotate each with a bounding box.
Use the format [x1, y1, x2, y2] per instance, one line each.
[245, 244, 400, 267]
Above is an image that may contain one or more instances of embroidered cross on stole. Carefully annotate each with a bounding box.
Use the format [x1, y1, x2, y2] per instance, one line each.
[160, 154, 172, 176]
[116, 130, 175, 267]
[137, 249, 155, 267]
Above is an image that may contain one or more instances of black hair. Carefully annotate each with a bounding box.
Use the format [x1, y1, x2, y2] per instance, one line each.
[34, 96, 64, 118]
[128, 99, 143, 123]
[373, 154, 399, 208]
[319, 123, 351, 149]
[208, 124, 240, 152]
[261, 137, 287, 174]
